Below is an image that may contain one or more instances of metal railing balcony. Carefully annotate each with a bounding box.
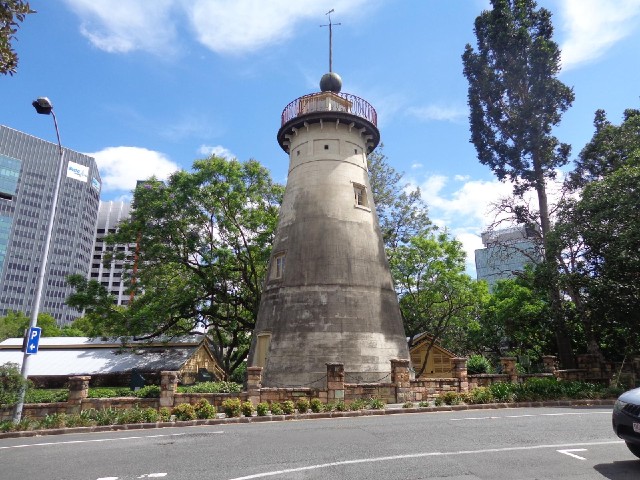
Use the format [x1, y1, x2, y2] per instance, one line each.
[281, 91, 377, 127]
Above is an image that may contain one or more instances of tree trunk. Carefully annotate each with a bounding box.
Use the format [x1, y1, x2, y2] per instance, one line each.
[534, 162, 576, 369]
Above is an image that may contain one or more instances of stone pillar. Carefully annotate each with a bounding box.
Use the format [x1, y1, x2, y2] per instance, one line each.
[452, 358, 468, 393]
[326, 363, 345, 402]
[160, 371, 179, 408]
[500, 357, 518, 383]
[67, 375, 91, 414]
[542, 355, 557, 374]
[391, 359, 411, 403]
[577, 354, 602, 379]
[246, 366, 263, 405]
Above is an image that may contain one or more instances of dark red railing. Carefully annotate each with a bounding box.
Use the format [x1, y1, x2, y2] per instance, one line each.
[281, 92, 377, 127]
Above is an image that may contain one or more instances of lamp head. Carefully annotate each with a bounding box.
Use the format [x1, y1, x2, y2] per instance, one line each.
[32, 97, 53, 115]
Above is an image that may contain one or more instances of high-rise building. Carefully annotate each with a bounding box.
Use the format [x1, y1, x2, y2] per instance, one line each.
[248, 67, 409, 386]
[474, 226, 542, 291]
[0, 125, 101, 324]
[91, 200, 133, 306]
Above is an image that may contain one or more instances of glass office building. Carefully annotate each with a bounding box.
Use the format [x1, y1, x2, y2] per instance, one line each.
[474, 226, 542, 291]
[91, 200, 133, 307]
[0, 125, 101, 324]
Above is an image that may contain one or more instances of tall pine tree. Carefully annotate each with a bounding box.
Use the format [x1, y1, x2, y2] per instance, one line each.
[462, 0, 575, 367]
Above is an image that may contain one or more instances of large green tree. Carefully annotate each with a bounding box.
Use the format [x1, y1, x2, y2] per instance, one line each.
[553, 109, 640, 359]
[68, 156, 284, 377]
[0, 310, 66, 341]
[462, 0, 575, 367]
[0, 0, 34, 75]
[390, 230, 486, 377]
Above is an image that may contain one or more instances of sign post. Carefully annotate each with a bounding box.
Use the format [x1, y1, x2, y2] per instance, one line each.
[25, 326, 42, 355]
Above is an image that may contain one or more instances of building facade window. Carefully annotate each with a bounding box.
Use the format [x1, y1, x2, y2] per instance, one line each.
[353, 183, 368, 207]
[272, 252, 285, 280]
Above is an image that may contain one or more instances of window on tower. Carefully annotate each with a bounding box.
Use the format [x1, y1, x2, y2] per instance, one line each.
[272, 252, 286, 280]
[353, 184, 368, 208]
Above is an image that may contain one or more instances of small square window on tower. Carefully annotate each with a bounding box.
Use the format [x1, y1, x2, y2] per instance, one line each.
[272, 252, 286, 279]
[353, 184, 368, 207]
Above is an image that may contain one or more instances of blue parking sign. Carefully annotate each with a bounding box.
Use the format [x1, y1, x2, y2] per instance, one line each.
[25, 327, 42, 355]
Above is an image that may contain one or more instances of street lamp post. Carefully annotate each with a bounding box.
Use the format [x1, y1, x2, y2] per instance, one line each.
[12, 97, 66, 423]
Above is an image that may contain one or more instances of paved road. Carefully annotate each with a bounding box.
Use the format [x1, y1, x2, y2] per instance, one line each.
[2, 406, 639, 479]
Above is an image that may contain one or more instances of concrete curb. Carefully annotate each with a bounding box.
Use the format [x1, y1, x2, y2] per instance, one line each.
[0, 399, 615, 440]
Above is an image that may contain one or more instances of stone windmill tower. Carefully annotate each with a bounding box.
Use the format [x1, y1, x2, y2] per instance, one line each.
[248, 12, 409, 386]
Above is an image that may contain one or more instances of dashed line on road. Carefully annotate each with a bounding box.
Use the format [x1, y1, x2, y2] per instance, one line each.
[450, 411, 610, 421]
[226, 440, 623, 480]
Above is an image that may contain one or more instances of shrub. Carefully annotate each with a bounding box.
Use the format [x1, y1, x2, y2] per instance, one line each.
[1, 420, 16, 432]
[221, 398, 242, 418]
[324, 401, 336, 412]
[269, 402, 283, 415]
[172, 403, 197, 421]
[133, 385, 161, 398]
[403, 401, 414, 408]
[119, 405, 148, 424]
[368, 398, 385, 410]
[466, 387, 494, 405]
[194, 399, 216, 419]
[178, 381, 242, 394]
[517, 377, 563, 401]
[40, 413, 67, 429]
[87, 387, 132, 398]
[349, 398, 367, 411]
[310, 398, 324, 413]
[65, 412, 94, 427]
[440, 391, 462, 405]
[488, 382, 516, 403]
[433, 396, 444, 407]
[86, 407, 120, 426]
[467, 355, 492, 375]
[12, 417, 35, 431]
[256, 402, 270, 416]
[24, 389, 68, 404]
[281, 400, 295, 415]
[241, 401, 255, 417]
[159, 407, 172, 422]
[0, 362, 29, 407]
[334, 401, 348, 412]
[295, 398, 310, 413]
[418, 401, 430, 408]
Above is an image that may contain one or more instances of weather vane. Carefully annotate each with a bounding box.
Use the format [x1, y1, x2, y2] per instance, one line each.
[320, 9, 341, 72]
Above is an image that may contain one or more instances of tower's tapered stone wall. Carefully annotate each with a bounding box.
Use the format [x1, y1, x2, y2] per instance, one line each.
[248, 86, 409, 387]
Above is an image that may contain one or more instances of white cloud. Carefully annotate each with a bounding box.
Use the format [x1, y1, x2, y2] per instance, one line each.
[63, 0, 371, 56]
[406, 104, 467, 123]
[185, 0, 369, 55]
[63, 0, 178, 55]
[89, 146, 179, 193]
[411, 163, 423, 169]
[558, 0, 640, 70]
[198, 144, 235, 158]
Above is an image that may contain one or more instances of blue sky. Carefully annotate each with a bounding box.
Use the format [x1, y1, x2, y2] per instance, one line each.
[2, 0, 640, 275]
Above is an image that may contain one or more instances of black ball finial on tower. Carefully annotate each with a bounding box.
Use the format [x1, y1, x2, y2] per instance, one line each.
[320, 72, 342, 93]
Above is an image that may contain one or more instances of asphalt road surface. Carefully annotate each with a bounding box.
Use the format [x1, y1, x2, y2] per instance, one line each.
[2, 406, 640, 480]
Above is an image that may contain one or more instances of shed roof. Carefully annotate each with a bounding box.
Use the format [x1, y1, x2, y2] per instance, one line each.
[0, 336, 209, 376]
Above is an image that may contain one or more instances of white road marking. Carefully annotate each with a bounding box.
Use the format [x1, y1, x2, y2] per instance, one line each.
[557, 448, 587, 460]
[137, 474, 168, 478]
[226, 440, 622, 480]
[97, 477, 119, 480]
[0, 433, 187, 450]
[450, 411, 610, 421]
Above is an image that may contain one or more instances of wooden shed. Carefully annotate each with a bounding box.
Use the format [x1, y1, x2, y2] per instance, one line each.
[409, 333, 456, 379]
